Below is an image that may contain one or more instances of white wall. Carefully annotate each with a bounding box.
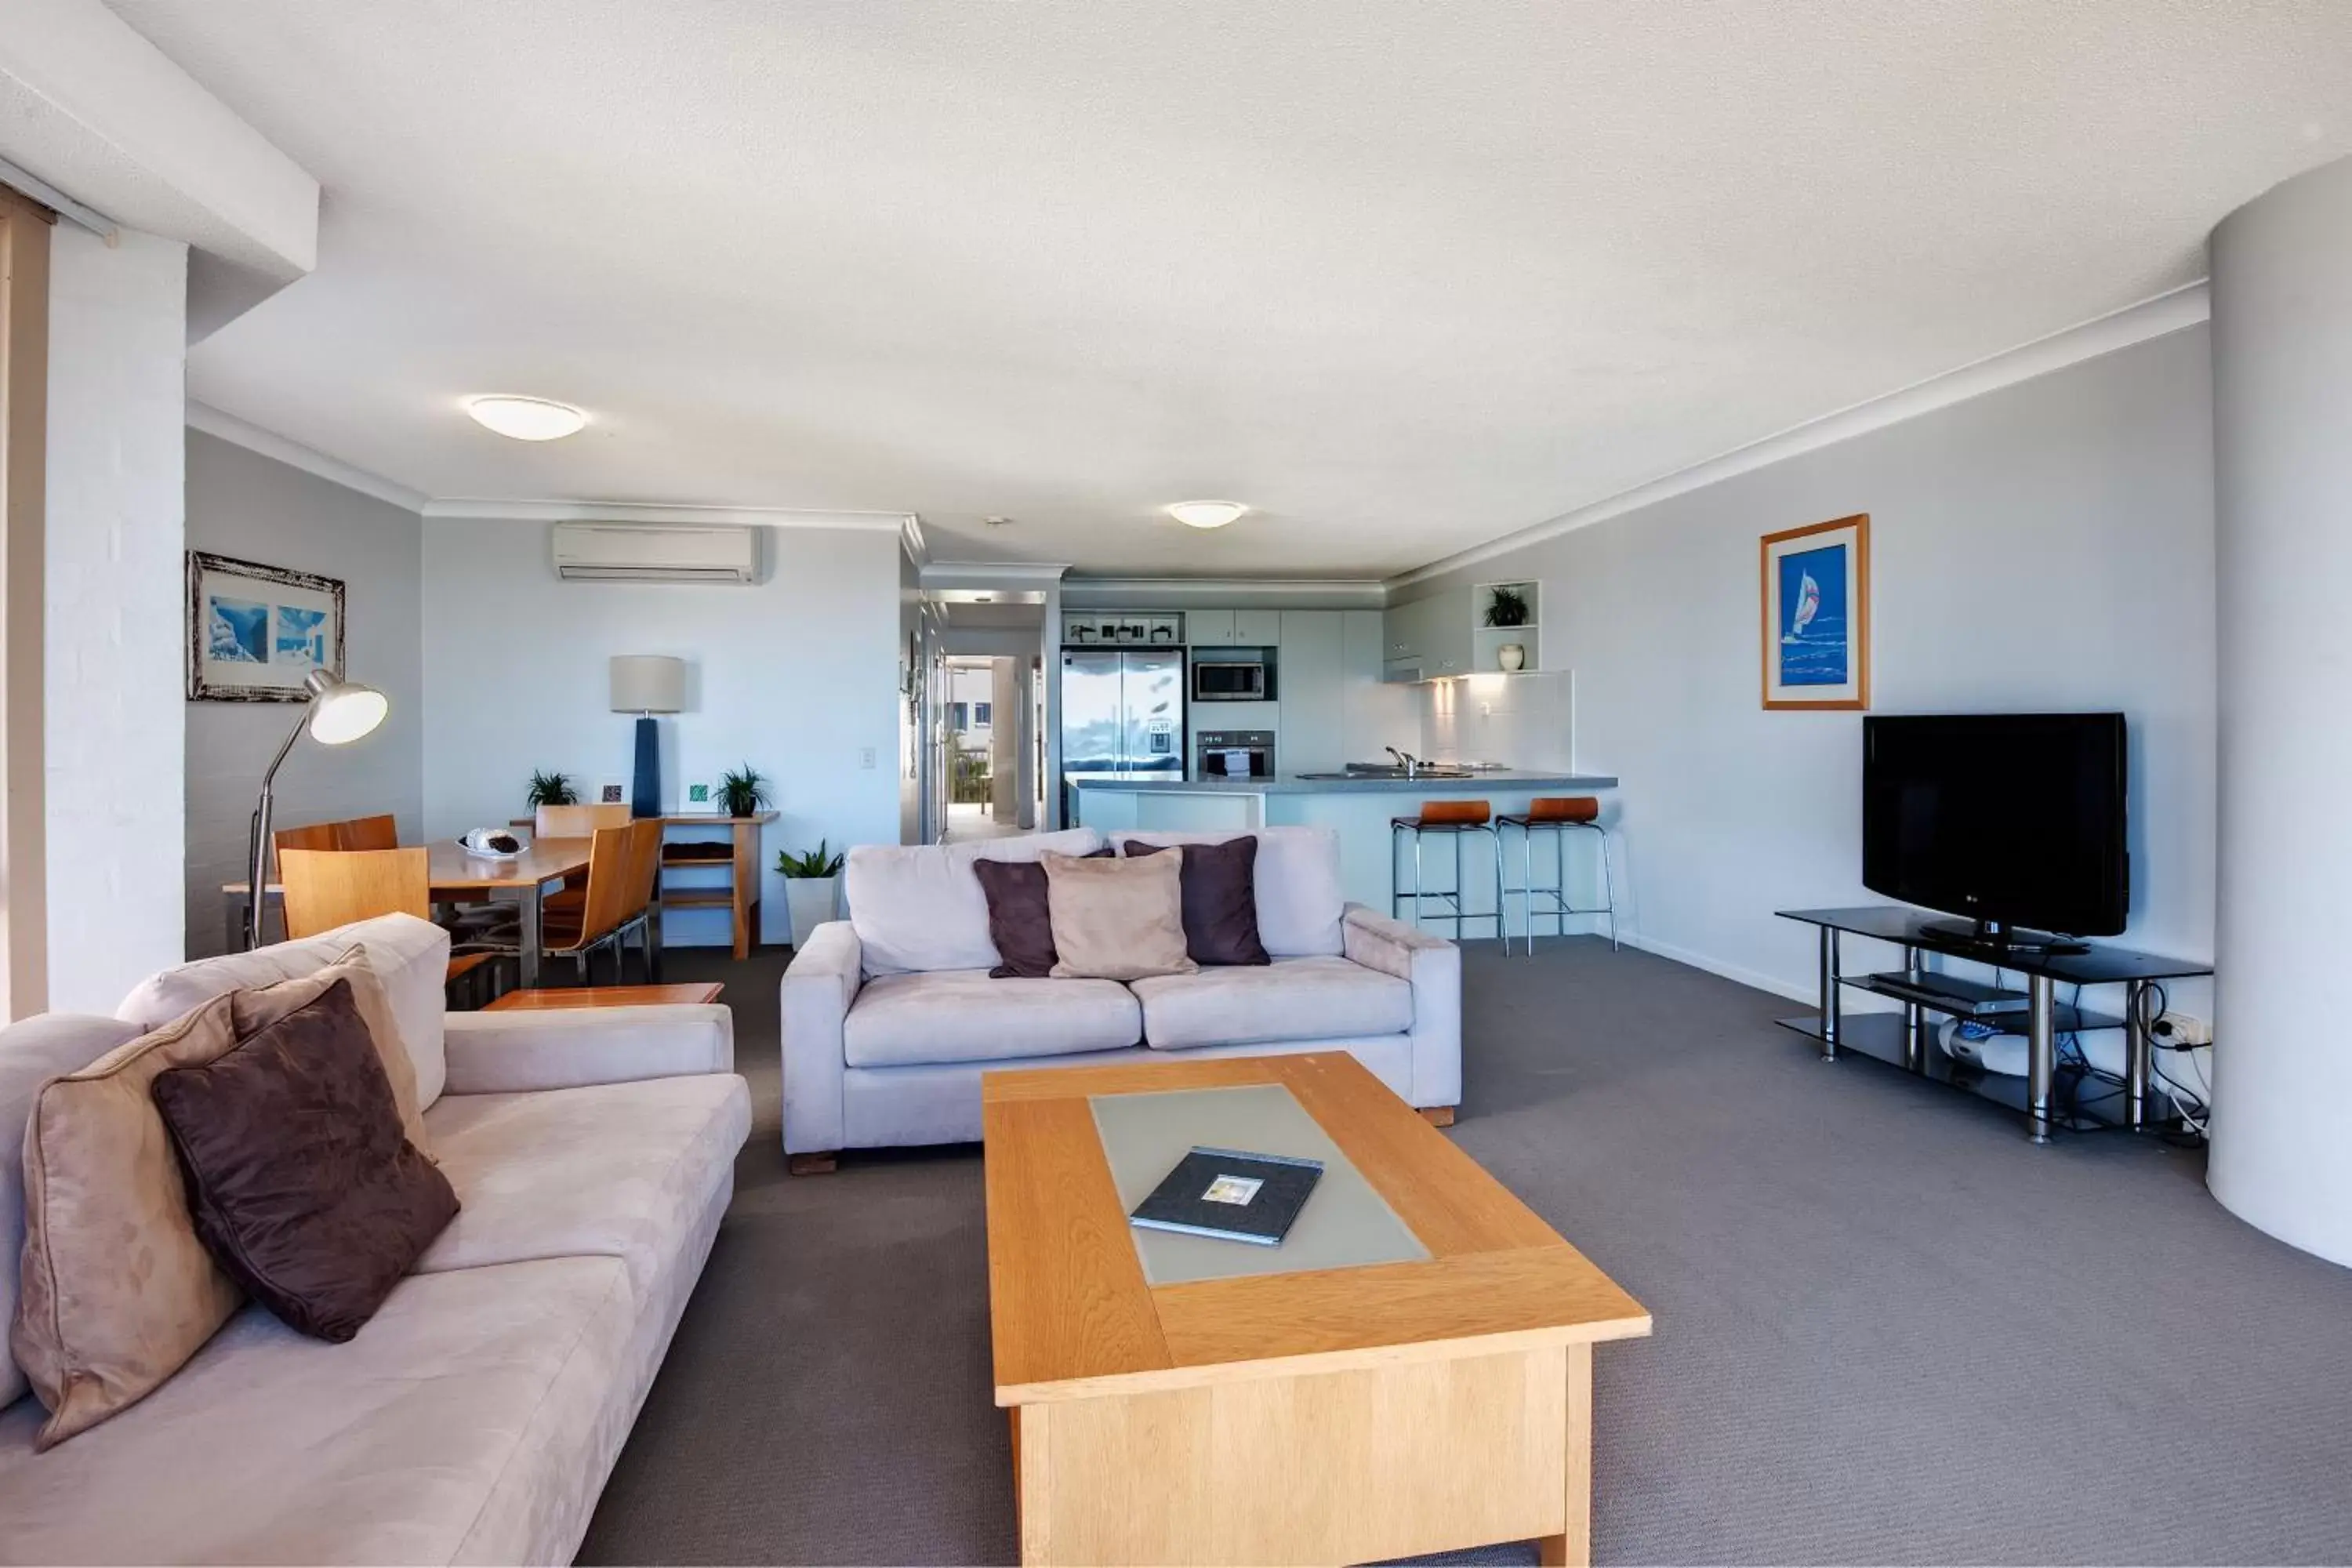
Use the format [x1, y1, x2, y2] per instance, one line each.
[182, 430, 423, 957]
[1399, 326, 2218, 1052]
[43, 224, 187, 1011]
[421, 521, 902, 946]
[2205, 154, 2352, 1267]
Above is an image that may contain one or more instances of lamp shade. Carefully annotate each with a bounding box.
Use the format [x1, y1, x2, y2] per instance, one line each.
[609, 655, 685, 713]
[301, 670, 390, 745]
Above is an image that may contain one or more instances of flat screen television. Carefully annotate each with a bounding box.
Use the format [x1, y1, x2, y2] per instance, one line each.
[1861, 713, 2129, 945]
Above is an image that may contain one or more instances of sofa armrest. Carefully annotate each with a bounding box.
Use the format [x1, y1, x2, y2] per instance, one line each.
[441, 1004, 735, 1095]
[781, 920, 863, 1153]
[1343, 903, 1461, 1109]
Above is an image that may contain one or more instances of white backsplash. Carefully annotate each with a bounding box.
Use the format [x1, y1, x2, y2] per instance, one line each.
[1418, 670, 1575, 770]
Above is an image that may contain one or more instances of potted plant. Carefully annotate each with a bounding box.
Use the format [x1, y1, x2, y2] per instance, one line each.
[1482, 583, 1532, 628]
[776, 840, 847, 949]
[525, 769, 579, 808]
[717, 764, 771, 818]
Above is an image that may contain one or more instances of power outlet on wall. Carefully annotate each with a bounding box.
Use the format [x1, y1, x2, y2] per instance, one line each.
[2153, 1011, 2212, 1048]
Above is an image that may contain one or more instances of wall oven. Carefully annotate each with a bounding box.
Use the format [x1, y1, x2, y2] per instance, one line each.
[1195, 730, 1276, 782]
[1192, 654, 1271, 702]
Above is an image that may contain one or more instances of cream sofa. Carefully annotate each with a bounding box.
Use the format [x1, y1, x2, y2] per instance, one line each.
[780, 826, 1461, 1160]
[0, 914, 750, 1565]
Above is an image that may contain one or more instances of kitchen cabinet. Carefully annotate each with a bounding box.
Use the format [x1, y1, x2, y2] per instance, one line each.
[1344, 609, 1418, 762]
[1232, 608, 1283, 644]
[1186, 608, 1282, 645]
[1383, 590, 1472, 681]
[1276, 611, 1345, 772]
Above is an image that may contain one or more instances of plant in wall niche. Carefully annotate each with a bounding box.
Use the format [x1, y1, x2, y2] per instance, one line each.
[776, 840, 846, 950]
[1482, 583, 1532, 628]
[524, 769, 579, 808]
[717, 764, 771, 818]
[775, 841, 846, 879]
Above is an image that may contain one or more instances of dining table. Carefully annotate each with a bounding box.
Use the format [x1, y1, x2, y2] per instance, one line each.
[223, 837, 601, 989]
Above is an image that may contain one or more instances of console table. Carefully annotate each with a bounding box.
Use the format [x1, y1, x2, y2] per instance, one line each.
[1774, 906, 2213, 1143]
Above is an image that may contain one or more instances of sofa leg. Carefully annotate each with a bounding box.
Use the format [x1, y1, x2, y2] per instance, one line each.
[788, 1152, 839, 1175]
[1417, 1105, 1457, 1128]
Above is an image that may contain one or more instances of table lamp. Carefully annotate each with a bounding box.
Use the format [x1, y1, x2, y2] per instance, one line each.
[245, 670, 391, 949]
[610, 655, 686, 818]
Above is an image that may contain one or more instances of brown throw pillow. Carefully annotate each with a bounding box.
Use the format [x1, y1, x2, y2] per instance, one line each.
[151, 980, 458, 1344]
[1124, 838, 1272, 967]
[1040, 849, 1197, 982]
[228, 944, 433, 1158]
[11, 994, 247, 1450]
[974, 850, 1112, 978]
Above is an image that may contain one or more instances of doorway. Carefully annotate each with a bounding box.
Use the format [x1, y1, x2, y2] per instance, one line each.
[936, 654, 1040, 843]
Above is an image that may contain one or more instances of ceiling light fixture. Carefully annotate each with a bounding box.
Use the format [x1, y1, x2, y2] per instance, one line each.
[465, 394, 587, 441]
[1167, 499, 1247, 530]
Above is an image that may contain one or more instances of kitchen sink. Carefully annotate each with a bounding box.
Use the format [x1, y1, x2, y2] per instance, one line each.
[1294, 765, 1478, 780]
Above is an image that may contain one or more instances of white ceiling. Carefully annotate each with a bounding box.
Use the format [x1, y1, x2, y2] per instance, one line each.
[112, 1, 2352, 577]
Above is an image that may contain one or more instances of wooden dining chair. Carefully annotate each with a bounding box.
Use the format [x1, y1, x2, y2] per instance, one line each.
[535, 803, 634, 924]
[278, 847, 512, 1005]
[274, 813, 400, 855]
[535, 803, 633, 838]
[534, 822, 657, 984]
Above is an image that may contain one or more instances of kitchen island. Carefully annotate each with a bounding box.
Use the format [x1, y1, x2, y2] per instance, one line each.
[1068, 768, 1620, 939]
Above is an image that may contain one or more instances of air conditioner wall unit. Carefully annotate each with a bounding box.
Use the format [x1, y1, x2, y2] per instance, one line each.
[550, 522, 759, 583]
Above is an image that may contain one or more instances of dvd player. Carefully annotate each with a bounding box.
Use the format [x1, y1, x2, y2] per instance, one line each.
[1865, 971, 2030, 1017]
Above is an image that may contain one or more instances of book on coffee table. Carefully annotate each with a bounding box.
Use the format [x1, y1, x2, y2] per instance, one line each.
[1129, 1146, 1323, 1246]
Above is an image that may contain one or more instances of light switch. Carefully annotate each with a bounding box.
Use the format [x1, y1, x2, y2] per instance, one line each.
[860, 746, 877, 769]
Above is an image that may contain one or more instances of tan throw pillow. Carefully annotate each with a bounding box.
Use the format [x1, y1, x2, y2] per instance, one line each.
[230, 944, 433, 1159]
[1041, 849, 1198, 982]
[10, 994, 246, 1450]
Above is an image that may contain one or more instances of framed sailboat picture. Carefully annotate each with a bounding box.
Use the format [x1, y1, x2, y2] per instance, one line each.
[1760, 514, 1869, 710]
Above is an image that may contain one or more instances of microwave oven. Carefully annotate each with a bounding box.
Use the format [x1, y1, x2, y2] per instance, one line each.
[1193, 655, 1271, 702]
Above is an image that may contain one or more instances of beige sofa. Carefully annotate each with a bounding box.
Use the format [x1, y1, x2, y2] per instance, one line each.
[780, 826, 1461, 1160]
[0, 914, 750, 1565]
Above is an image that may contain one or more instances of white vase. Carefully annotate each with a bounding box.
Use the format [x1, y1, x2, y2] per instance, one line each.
[785, 877, 839, 950]
[1497, 642, 1526, 673]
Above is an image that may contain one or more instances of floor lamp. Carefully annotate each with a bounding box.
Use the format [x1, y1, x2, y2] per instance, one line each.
[245, 670, 391, 949]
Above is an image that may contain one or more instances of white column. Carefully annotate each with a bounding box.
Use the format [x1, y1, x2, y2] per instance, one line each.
[2206, 154, 2352, 1265]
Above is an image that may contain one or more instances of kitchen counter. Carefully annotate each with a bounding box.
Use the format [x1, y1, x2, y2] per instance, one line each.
[1066, 769, 1619, 938]
[1065, 769, 1618, 795]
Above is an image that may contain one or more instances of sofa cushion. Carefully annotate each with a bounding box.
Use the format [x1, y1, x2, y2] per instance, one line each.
[228, 946, 434, 1156]
[0, 1254, 638, 1566]
[843, 969, 1142, 1067]
[1116, 827, 1345, 956]
[153, 981, 459, 1344]
[118, 913, 452, 1109]
[0, 1014, 143, 1411]
[13, 994, 248, 1450]
[847, 829, 1105, 975]
[1041, 850, 1197, 982]
[1132, 955, 1414, 1051]
[1124, 837, 1272, 967]
[974, 851, 1109, 978]
[417, 1073, 750, 1294]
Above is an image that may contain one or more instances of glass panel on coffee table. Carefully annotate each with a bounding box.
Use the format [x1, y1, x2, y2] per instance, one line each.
[1088, 1082, 1430, 1286]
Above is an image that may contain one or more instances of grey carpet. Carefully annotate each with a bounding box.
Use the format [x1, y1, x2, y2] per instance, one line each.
[578, 940, 2352, 1565]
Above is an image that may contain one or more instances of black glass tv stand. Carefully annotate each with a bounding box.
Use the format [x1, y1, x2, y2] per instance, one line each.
[1773, 906, 2214, 1143]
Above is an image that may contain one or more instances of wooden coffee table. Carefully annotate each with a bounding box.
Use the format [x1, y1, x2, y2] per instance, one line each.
[982, 1052, 1651, 1567]
[481, 982, 724, 1011]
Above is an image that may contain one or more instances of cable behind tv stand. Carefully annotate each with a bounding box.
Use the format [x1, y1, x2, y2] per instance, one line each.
[1773, 906, 2212, 1143]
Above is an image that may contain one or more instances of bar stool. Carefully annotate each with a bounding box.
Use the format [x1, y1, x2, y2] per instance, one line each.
[1497, 796, 1617, 953]
[1391, 799, 1505, 942]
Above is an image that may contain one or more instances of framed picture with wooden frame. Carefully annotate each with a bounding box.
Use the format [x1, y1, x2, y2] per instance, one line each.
[1760, 514, 1870, 710]
[186, 550, 347, 702]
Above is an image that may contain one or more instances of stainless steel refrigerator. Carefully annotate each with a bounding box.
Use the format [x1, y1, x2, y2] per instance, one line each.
[1060, 648, 1186, 824]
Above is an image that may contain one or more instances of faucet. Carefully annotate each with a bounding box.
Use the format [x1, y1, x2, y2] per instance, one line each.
[1385, 746, 1420, 779]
